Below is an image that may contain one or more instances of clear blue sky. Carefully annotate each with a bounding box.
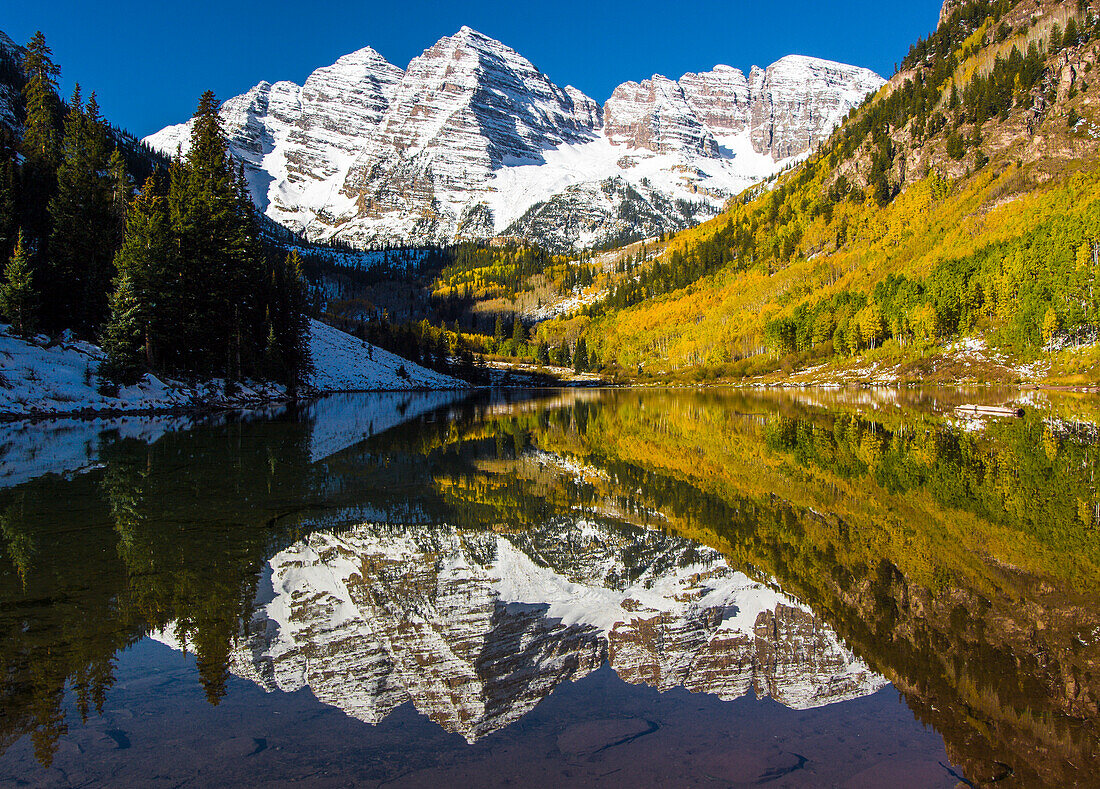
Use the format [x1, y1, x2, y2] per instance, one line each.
[3, 0, 942, 137]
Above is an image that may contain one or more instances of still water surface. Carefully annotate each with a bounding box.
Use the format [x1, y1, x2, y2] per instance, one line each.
[0, 389, 1098, 787]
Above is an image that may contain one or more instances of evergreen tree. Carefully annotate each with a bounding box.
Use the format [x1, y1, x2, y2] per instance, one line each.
[0, 231, 38, 336]
[573, 337, 589, 373]
[0, 158, 15, 259]
[167, 91, 261, 378]
[1065, 17, 1080, 48]
[98, 91, 313, 388]
[106, 149, 132, 249]
[265, 250, 313, 392]
[262, 315, 281, 382]
[100, 271, 143, 383]
[49, 89, 115, 333]
[21, 32, 60, 168]
[19, 32, 61, 263]
[102, 176, 172, 380]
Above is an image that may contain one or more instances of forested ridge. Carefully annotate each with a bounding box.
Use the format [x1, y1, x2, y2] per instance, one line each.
[526, 0, 1100, 383]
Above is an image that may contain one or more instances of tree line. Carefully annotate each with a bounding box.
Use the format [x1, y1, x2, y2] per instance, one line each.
[0, 33, 311, 390]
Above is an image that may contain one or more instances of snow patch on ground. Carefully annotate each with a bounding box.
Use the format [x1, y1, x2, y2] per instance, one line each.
[0, 319, 465, 418]
[307, 319, 465, 393]
[0, 324, 276, 417]
[782, 335, 1049, 387]
[526, 286, 605, 321]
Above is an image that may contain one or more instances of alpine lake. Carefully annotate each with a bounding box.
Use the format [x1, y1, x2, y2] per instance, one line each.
[1, 387, 1098, 788]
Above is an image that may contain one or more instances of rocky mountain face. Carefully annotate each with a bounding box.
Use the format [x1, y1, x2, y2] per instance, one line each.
[614, 55, 882, 161]
[146, 28, 882, 251]
[0, 31, 24, 134]
[155, 515, 884, 740]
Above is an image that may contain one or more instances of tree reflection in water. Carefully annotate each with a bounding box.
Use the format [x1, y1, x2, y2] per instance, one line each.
[0, 388, 1098, 786]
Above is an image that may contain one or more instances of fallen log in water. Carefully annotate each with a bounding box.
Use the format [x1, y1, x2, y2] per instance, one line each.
[955, 404, 1025, 418]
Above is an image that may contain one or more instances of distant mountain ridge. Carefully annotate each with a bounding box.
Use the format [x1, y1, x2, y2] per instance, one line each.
[145, 27, 883, 251]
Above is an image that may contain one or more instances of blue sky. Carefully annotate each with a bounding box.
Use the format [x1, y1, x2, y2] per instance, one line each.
[4, 0, 942, 137]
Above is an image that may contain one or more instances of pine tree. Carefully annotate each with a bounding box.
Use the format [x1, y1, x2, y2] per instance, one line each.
[100, 271, 143, 383]
[18, 32, 62, 266]
[101, 91, 312, 387]
[1065, 17, 1080, 48]
[267, 250, 313, 392]
[261, 313, 282, 382]
[102, 176, 172, 381]
[0, 158, 14, 259]
[21, 32, 60, 168]
[168, 91, 260, 377]
[49, 88, 115, 333]
[106, 149, 131, 248]
[0, 231, 38, 336]
[573, 337, 588, 373]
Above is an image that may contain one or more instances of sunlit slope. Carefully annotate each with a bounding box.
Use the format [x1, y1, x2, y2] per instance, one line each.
[565, 0, 1100, 381]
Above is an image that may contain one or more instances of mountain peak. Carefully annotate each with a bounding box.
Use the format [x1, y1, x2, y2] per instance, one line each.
[440, 25, 503, 52]
[767, 53, 881, 77]
[144, 29, 883, 250]
[333, 44, 397, 68]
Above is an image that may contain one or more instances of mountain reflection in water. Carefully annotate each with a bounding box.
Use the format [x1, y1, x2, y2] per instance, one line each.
[164, 520, 883, 744]
[1, 388, 1099, 787]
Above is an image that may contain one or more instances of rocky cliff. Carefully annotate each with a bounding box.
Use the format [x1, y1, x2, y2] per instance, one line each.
[146, 28, 883, 251]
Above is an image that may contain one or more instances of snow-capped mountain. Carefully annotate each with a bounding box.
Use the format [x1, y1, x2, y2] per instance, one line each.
[156, 518, 885, 740]
[146, 28, 883, 251]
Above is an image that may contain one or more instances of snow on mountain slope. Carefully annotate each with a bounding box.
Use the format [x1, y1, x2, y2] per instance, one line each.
[152, 517, 885, 741]
[144, 45, 404, 226]
[333, 26, 605, 247]
[145, 28, 884, 251]
[745, 55, 885, 159]
[0, 319, 462, 417]
[308, 319, 464, 392]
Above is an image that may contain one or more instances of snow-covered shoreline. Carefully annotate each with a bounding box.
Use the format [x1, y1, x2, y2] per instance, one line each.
[0, 319, 466, 419]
